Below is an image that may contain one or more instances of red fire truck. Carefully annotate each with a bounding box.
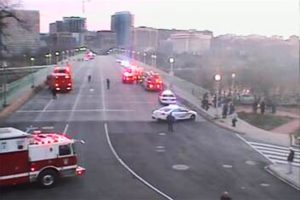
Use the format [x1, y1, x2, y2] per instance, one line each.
[0, 127, 85, 188]
[143, 72, 163, 91]
[46, 72, 73, 92]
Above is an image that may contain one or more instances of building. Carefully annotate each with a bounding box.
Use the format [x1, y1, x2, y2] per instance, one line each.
[170, 31, 212, 54]
[111, 11, 134, 48]
[49, 21, 64, 34]
[132, 27, 158, 52]
[47, 32, 77, 51]
[97, 31, 117, 50]
[2, 10, 40, 56]
[63, 17, 86, 33]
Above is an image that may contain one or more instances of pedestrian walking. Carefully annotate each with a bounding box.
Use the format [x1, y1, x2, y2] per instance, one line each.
[106, 78, 110, 90]
[220, 191, 232, 200]
[51, 89, 57, 99]
[166, 112, 175, 133]
[232, 112, 238, 127]
[287, 147, 295, 174]
[260, 100, 265, 114]
[222, 103, 228, 119]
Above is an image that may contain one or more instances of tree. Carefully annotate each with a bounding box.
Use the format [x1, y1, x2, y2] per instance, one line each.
[0, 0, 25, 60]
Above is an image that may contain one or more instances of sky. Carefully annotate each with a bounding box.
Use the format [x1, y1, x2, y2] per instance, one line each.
[18, 0, 299, 38]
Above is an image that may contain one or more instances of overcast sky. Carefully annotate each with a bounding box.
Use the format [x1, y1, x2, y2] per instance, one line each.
[20, 0, 299, 38]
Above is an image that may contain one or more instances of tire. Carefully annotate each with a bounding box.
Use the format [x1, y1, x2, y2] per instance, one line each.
[190, 114, 196, 121]
[38, 169, 58, 189]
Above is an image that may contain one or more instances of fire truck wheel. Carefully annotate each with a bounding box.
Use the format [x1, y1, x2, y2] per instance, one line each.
[38, 169, 58, 188]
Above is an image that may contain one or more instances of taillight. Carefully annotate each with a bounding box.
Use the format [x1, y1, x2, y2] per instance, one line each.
[149, 84, 153, 88]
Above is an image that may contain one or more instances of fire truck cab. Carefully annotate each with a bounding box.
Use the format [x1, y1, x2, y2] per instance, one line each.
[0, 127, 85, 188]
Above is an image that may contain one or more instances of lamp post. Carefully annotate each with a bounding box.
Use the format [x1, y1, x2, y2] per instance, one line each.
[151, 54, 157, 67]
[169, 57, 175, 76]
[143, 52, 147, 64]
[2, 61, 8, 107]
[30, 57, 35, 88]
[55, 51, 59, 64]
[137, 52, 140, 60]
[231, 73, 236, 102]
[214, 74, 222, 118]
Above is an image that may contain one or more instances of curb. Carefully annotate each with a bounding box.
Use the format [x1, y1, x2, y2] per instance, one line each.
[265, 165, 300, 191]
[0, 84, 45, 121]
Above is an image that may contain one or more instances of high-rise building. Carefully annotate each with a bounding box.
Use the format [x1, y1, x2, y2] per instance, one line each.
[111, 11, 133, 48]
[63, 17, 86, 33]
[2, 10, 40, 55]
[132, 27, 158, 52]
[49, 21, 64, 34]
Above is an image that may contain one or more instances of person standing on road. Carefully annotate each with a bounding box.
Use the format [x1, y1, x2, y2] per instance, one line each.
[52, 89, 57, 99]
[287, 147, 295, 174]
[106, 78, 110, 90]
[166, 112, 175, 133]
[231, 112, 238, 127]
[220, 191, 232, 200]
[88, 75, 92, 83]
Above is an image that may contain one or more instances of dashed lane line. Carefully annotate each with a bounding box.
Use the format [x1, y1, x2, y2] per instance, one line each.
[104, 123, 174, 200]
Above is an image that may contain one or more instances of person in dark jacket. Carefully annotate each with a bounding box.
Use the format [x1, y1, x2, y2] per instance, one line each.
[287, 147, 295, 174]
[52, 89, 57, 99]
[220, 191, 232, 200]
[106, 78, 110, 90]
[166, 112, 175, 132]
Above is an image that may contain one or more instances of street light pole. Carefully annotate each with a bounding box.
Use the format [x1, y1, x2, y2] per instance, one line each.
[168, 57, 175, 89]
[55, 52, 59, 64]
[143, 52, 147, 64]
[231, 73, 236, 102]
[30, 57, 35, 88]
[214, 74, 222, 119]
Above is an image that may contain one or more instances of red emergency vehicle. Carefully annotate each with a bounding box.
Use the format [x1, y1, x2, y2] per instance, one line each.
[143, 72, 163, 91]
[47, 72, 73, 92]
[0, 127, 85, 188]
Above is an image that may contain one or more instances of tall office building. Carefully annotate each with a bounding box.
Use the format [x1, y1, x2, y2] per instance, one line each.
[2, 10, 40, 55]
[111, 11, 134, 48]
[63, 17, 86, 33]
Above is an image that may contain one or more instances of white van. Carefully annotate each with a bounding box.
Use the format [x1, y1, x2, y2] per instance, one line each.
[159, 90, 177, 105]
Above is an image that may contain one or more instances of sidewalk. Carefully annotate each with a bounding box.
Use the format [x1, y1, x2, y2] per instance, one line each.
[118, 55, 300, 190]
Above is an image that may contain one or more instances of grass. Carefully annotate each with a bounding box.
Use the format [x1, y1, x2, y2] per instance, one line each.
[237, 111, 293, 131]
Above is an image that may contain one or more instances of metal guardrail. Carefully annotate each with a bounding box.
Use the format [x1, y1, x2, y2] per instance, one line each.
[0, 65, 53, 108]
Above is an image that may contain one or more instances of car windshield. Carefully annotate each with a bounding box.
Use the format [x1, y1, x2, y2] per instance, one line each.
[1, 0, 299, 199]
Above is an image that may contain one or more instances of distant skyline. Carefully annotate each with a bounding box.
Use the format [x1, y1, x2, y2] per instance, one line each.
[20, 0, 299, 38]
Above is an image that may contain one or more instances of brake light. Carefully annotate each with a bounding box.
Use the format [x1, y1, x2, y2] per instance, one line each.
[65, 75, 70, 79]
[149, 84, 153, 88]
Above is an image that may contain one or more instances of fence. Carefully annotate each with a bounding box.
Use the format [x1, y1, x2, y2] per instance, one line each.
[0, 65, 53, 108]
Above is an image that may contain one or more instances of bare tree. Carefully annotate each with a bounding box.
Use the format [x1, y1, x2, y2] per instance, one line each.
[0, 0, 25, 60]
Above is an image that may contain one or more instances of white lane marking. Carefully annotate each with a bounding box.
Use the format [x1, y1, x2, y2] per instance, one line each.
[43, 99, 53, 111]
[104, 123, 174, 200]
[17, 109, 134, 113]
[63, 124, 69, 135]
[235, 133, 274, 164]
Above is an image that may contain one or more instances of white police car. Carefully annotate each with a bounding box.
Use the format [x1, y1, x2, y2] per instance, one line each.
[152, 104, 197, 121]
[158, 90, 177, 105]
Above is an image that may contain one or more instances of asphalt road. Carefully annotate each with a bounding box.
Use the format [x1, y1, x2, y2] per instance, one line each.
[0, 55, 299, 200]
